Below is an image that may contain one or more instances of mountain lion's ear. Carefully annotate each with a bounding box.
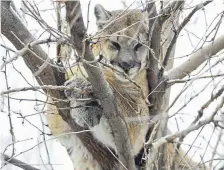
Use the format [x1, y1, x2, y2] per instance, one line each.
[94, 4, 111, 22]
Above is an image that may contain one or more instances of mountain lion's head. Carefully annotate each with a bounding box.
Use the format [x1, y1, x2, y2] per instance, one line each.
[92, 4, 149, 80]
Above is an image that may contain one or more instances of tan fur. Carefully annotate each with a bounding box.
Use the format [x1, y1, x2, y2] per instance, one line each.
[46, 98, 70, 136]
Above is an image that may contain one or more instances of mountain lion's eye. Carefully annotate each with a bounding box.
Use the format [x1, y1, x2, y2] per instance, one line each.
[110, 41, 121, 50]
[134, 43, 143, 51]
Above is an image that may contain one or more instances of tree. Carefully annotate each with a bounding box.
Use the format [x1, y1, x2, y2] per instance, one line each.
[1, 0, 224, 170]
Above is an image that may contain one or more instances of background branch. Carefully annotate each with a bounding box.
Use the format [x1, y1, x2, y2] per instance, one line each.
[2, 154, 40, 170]
[167, 35, 224, 81]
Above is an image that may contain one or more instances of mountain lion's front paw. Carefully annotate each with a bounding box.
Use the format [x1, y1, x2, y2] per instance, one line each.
[64, 77, 103, 127]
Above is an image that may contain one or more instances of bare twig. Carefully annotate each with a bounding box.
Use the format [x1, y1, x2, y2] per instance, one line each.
[0, 85, 79, 95]
[0, 38, 66, 70]
[167, 73, 224, 84]
[0, 43, 16, 53]
[192, 85, 224, 125]
[2, 52, 16, 157]
[56, 1, 62, 63]
[209, 129, 223, 168]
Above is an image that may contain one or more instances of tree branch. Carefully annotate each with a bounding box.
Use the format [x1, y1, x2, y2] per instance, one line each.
[0, 38, 66, 70]
[147, 1, 184, 169]
[167, 34, 224, 80]
[146, 0, 161, 115]
[146, 0, 184, 115]
[0, 85, 76, 95]
[65, 1, 135, 169]
[193, 84, 224, 125]
[2, 154, 40, 170]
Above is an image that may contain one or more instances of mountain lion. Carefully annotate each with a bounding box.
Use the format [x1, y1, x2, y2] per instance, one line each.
[46, 4, 209, 170]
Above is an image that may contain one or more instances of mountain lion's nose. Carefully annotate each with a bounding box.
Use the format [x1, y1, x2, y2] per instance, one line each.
[118, 61, 135, 73]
